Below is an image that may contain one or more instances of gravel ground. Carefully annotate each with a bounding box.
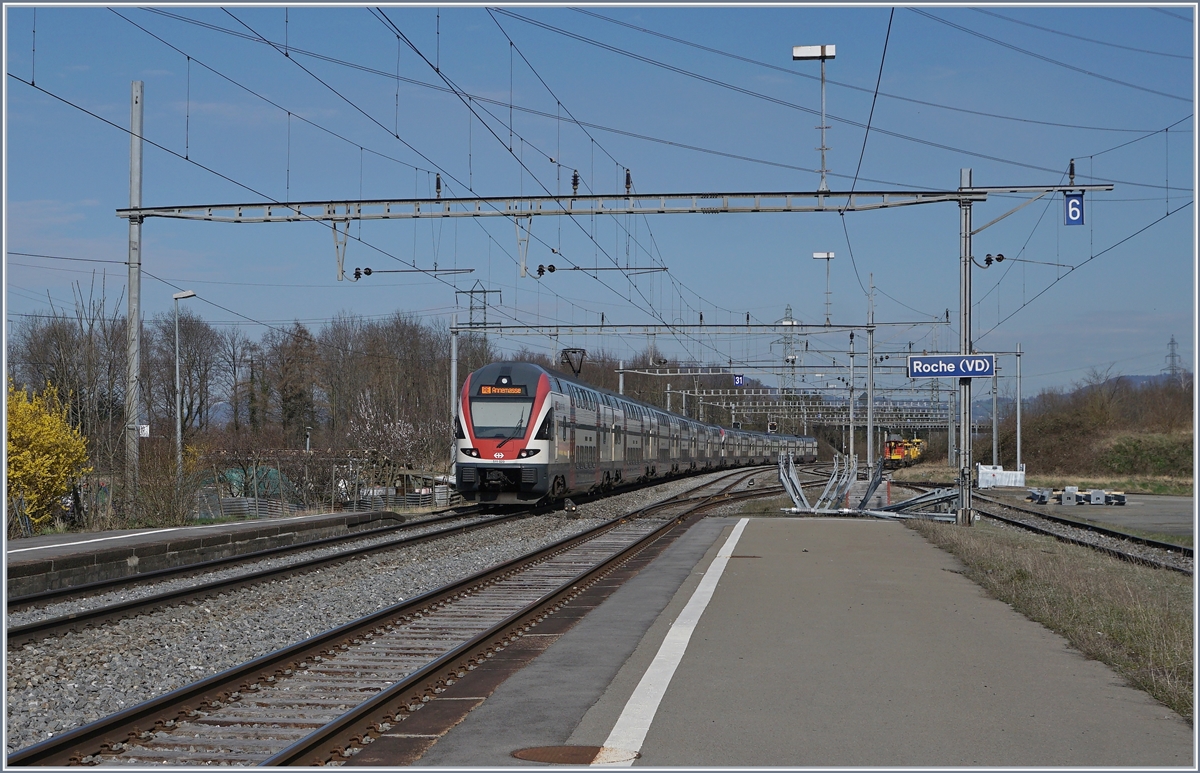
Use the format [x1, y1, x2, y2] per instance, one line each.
[7, 512, 495, 628]
[6, 471, 736, 754]
[886, 483, 1193, 572]
[974, 503, 1194, 574]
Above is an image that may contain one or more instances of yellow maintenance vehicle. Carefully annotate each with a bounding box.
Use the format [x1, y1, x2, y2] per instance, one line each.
[883, 436, 924, 469]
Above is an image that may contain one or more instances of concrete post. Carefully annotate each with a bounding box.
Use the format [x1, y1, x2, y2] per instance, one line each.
[1016, 344, 1023, 471]
[948, 390, 955, 467]
[848, 331, 855, 461]
[125, 81, 144, 514]
[866, 326, 874, 470]
[958, 168, 974, 525]
[992, 369, 999, 465]
[450, 314, 458, 427]
[174, 296, 183, 482]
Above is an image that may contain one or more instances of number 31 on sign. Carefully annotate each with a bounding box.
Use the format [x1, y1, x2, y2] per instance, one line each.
[1064, 192, 1085, 226]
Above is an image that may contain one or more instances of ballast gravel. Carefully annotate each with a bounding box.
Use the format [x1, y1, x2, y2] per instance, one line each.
[6, 470, 740, 754]
[6, 513, 495, 628]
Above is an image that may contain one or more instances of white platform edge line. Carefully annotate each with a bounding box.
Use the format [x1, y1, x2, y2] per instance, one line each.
[592, 518, 749, 767]
[6, 511, 343, 554]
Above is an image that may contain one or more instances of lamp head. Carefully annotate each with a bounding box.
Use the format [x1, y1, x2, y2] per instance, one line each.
[172, 290, 196, 300]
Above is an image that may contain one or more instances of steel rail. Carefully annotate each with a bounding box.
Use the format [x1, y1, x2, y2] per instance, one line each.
[265, 473, 769, 766]
[6, 512, 526, 648]
[970, 501, 1192, 576]
[898, 482, 1192, 557]
[7, 468, 773, 645]
[7, 470, 770, 766]
[973, 505, 1191, 575]
[6, 509, 476, 611]
[973, 493, 1194, 558]
[7, 467, 719, 611]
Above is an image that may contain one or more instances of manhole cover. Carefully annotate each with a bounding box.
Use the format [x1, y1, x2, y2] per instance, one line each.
[512, 745, 639, 764]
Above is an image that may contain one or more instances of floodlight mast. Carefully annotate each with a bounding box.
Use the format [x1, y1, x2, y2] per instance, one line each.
[793, 45, 836, 192]
[813, 252, 835, 324]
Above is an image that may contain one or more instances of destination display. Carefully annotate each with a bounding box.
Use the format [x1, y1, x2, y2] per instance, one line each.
[907, 354, 996, 378]
[479, 384, 527, 395]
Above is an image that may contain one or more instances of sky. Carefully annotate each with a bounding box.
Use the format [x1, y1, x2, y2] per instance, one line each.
[4, 4, 1196, 398]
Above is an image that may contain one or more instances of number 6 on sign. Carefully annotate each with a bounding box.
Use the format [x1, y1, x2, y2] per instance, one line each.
[1064, 192, 1084, 226]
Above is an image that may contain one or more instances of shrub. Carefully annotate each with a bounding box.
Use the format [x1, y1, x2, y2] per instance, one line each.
[7, 379, 91, 536]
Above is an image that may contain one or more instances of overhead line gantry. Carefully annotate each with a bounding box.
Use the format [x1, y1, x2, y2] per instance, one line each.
[116, 189, 985, 223]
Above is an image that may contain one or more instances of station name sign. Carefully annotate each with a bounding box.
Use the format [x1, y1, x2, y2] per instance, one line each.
[907, 354, 995, 378]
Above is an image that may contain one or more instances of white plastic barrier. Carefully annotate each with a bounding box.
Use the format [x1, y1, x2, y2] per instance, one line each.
[977, 464, 1026, 488]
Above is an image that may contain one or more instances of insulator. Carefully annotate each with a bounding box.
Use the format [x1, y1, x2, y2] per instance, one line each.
[547, 264, 555, 272]
[625, 169, 632, 195]
[572, 170, 579, 196]
[435, 173, 442, 199]
[363, 267, 372, 276]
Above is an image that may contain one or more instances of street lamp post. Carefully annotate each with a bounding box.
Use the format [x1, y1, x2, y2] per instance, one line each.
[173, 290, 196, 482]
[792, 45, 836, 191]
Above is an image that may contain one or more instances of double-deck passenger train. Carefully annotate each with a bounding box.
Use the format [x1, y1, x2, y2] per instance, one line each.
[454, 361, 818, 504]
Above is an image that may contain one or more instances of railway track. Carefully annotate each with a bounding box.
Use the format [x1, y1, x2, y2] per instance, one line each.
[6, 509, 477, 612]
[8, 469, 773, 767]
[971, 494, 1192, 575]
[5, 506, 492, 614]
[894, 482, 1192, 574]
[9, 467, 779, 646]
[7, 511, 526, 648]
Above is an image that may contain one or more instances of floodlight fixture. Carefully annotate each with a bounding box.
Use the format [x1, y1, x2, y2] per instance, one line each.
[792, 45, 836, 60]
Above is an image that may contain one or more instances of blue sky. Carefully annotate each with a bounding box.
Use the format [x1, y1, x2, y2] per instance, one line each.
[5, 4, 1195, 397]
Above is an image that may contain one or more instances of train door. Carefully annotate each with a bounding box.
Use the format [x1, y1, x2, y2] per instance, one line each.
[598, 398, 610, 470]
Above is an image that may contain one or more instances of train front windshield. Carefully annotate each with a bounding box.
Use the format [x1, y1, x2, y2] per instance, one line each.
[470, 399, 534, 439]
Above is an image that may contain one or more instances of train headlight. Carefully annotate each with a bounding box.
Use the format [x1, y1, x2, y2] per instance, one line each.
[462, 448, 481, 458]
[517, 449, 541, 458]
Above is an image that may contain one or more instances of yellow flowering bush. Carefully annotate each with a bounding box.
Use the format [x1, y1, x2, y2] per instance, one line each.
[7, 379, 91, 534]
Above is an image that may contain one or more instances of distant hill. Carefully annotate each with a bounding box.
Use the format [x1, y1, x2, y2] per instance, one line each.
[969, 373, 1192, 423]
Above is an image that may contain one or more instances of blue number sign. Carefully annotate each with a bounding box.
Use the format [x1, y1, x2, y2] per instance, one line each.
[1064, 193, 1084, 226]
[733, 374, 745, 387]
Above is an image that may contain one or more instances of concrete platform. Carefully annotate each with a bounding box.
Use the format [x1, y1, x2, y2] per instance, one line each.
[409, 517, 1194, 767]
[6, 510, 405, 597]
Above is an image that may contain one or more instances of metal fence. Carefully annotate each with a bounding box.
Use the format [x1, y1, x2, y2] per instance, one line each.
[195, 452, 462, 521]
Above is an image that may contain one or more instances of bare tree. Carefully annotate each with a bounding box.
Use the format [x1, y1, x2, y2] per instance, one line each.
[8, 277, 128, 525]
[259, 322, 319, 448]
[216, 326, 253, 433]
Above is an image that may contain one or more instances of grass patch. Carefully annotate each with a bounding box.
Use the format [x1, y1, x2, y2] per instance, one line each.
[736, 495, 795, 516]
[888, 462, 955, 485]
[909, 518, 1194, 723]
